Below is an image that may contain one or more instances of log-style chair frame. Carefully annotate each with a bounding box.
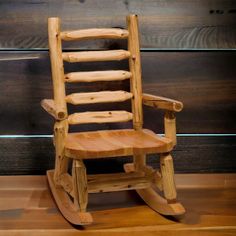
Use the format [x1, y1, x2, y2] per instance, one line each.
[41, 15, 185, 225]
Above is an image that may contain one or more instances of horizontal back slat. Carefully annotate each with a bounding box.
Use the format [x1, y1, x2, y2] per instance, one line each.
[66, 91, 133, 105]
[62, 50, 130, 63]
[60, 28, 129, 41]
[68, 111, 133, 125]
[65, 70, 131, 83]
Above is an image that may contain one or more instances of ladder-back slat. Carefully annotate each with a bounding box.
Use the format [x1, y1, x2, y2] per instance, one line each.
[68, 111, 133, 125]
[48, 18, 68, 120]
[65, 70, 131, 83]
[62, 50, 130, 63]
[66, 91, 133, 105]
[60, 28, 129, 41]
[48, 15, 143, 128]
[127, 15, 143, 130]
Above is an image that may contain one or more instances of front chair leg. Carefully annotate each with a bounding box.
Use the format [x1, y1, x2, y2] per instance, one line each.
[160, 153, 177, 202]
[54, 120, 68, 185]
[72, 159, 88, 212]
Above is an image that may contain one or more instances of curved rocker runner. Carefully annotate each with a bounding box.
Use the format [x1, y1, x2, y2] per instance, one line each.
[41, 14, 185, 225]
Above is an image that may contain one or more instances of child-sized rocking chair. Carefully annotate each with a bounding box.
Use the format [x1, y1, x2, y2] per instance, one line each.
[41, 15, 185, 225]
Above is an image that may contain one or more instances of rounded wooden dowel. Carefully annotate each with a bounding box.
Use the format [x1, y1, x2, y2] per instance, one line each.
[65, 70, 131, 83]
[60, 28, 129, 41]
[127, 14, 143, 131]
[48, 17, 68, 119]
[62, 50, 130, 63]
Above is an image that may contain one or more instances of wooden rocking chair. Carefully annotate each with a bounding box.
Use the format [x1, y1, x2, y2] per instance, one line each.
[41, 15, 185, 225]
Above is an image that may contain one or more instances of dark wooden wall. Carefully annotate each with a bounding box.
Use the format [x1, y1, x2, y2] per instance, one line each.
[0, 0, 236, 175]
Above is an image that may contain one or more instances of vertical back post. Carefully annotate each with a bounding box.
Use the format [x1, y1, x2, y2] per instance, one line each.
[127, 15, 146, 169]
[127, 15, 143, 131]
[48, 17, 67, 119]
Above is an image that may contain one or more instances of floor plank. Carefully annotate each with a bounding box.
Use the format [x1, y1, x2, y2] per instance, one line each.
[0, 175, 235, 235]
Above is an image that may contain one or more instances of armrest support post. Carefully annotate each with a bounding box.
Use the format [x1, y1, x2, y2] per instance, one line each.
[164, 111, 177, 146]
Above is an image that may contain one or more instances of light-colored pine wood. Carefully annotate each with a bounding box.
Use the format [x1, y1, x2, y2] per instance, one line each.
[124, 163, 163, 191]
[124, 163, 185, 215]
[48, 18, 67, 120]
[47, 170, 93, 225]
[42, 15, 185, 225]
[66, 91, 133, 105]
[53, 120, 69, 185]
[165, 111, 177, 146]
[72, 160, 88, 213]
[127, 15, 143, 131]
[60, 28, 129, 41]
[136, 187, 185, 215]
[65, 70, 131, 82]
[59, 173, 74, 197]
[88, 172, 152, 193]
[62, 50, 130, 63]
[59, 171, 154, 195]
[160, 153, 177, 201]
[64, 129, 173, 159]
[133, 154, 146, 171]
[68, 110, 133, 125]
[142, 93, 183, 112]
[40, 99, 59, 120]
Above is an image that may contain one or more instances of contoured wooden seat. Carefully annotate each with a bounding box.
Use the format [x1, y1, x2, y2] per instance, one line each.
[65, 129, 173, 159]
[41, 15, 185, 225]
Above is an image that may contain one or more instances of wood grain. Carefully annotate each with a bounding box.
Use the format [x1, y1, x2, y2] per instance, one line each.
[0, 51, 235, 134]
[62, 50, 130, 63]
[66, 91, 133, 105]
[60, 28, 129, 41]
[65, 70, 131, 83]
[0, 175, 236, 235]
[64, 129, 172, 159]
[0, 136, 235, 175]
[0, 0, 235, 49]
[48, 18, 68, 120]
[68, 111, 133, 125]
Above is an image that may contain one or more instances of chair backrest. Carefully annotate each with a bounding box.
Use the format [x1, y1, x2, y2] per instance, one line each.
[48, 15, 143, 131]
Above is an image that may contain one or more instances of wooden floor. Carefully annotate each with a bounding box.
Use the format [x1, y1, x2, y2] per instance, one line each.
[0, 174, 236, 236]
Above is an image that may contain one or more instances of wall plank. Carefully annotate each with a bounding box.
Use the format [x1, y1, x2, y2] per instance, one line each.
[0, 0, 235, 49]
[0, 136, 235, 175]
[0, 51, 235, 134]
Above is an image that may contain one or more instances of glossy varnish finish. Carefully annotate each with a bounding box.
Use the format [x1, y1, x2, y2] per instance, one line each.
[64, 129, 173, 159]
[41, 15, 185, 224]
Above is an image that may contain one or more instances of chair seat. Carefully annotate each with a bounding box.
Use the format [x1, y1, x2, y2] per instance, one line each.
[64, 129, 173, 159]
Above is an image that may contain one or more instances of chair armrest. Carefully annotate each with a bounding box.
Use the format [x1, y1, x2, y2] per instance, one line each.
[142, 93, 183, 146]
[142, 93, 183, 112]
[41, 99, 67, 120]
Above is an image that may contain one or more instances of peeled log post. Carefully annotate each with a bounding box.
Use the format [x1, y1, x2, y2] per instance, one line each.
[48, 17, 67, 120]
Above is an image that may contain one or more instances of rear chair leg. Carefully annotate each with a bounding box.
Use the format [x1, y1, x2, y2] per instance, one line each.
[133, 154, 146, 171]
[72, 159, 88, 212]
[160, 152, 177, 202]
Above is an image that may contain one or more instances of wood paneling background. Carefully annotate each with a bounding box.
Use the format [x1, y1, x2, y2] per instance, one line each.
[0, 0, 236, 49]
[0, 0, 235, 175]
[0, 51, 235, 134]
